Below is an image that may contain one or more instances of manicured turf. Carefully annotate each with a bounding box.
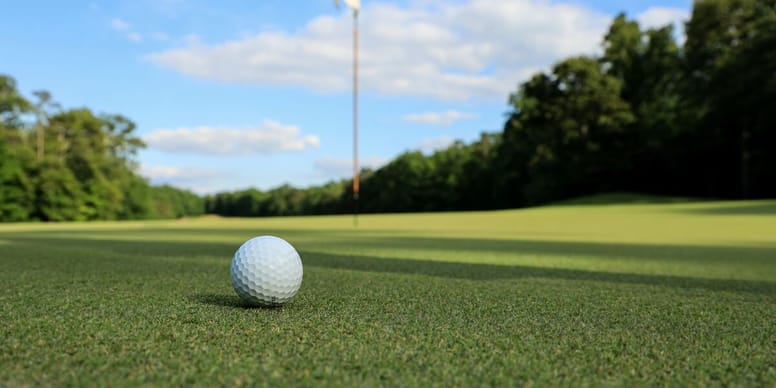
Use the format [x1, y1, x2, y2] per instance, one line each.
[1, 200, 775, 385]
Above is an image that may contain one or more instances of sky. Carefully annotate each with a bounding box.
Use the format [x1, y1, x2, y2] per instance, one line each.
[1, 0, 691, 194]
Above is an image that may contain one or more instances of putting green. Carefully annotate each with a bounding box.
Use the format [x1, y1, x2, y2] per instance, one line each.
[1, 199, 774, 385]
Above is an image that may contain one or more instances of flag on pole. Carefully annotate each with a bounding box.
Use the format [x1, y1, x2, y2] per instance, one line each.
[334, 0, 361, 11]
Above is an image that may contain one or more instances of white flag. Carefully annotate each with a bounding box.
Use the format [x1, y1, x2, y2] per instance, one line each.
[335, 0, 360, 11]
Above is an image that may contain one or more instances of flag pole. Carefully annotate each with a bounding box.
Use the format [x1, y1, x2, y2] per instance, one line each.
[352, 7, 360, 227]
[335, 0, 361, 227]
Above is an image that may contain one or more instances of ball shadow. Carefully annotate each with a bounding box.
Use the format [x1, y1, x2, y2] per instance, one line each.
[188, 293, 283, 309]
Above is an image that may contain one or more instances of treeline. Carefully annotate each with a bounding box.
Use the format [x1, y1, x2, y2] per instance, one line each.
[494, 0, 776, 206]
[205, 134, 500, 216]
[208, 0, 776, 216]
[205, 182, 348, 216]
[0, 78, 203, 221]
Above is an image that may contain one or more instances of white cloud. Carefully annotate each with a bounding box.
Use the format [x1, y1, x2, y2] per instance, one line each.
[637, 6, 688, 42]
[314, 156, 389, 178]
[139, 164, 222, 194]
[637, 7, 688, 30]
[140, 165, 219, 181]
[414, 135, 455, 152]
[144, 120, 320, 155]
[110, 18, 131, 31]
[147, 0, 611, 100]
[402, 110, 477, 125]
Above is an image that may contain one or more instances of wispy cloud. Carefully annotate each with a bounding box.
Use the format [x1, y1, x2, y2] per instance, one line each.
[110, 18, 131, 31]
[144, 120, 320, 155]
[139, 164, 223, 194]
[127, 32, 143, 42]
[414, 136, 455, 153]
[402, 110, 477, 126]
[147, 0, 611, 100]
[314, 156, 389, 178]
[111, 17, 143, 42]
[151, 32, 170, 42]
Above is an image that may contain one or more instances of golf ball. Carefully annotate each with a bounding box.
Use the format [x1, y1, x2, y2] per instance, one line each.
[230, 236, 303, 306]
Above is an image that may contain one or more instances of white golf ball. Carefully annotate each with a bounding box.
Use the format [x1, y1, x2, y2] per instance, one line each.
[230, 236, 303, 306]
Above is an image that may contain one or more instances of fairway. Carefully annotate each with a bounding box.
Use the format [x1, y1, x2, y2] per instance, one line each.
[1, 200, 775, 385]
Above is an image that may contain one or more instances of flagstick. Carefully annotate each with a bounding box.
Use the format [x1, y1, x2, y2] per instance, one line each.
[352, 9, 360, 227]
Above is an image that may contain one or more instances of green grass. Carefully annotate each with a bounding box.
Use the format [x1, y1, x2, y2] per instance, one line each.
[1, 199, 775, 386]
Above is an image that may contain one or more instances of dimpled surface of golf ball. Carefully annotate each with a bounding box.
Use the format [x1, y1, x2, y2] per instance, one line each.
[230, 236, 303, 306]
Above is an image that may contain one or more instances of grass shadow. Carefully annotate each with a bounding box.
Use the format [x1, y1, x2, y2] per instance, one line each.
[5, 235, 775, 296]
[188, 293, 283, 309]
[551, 192, 701, 206]
[12, 232, 776, 266]
[311, 235, 776, 265]
[304, 251, 776, 296]
[678, 201, 776, 216]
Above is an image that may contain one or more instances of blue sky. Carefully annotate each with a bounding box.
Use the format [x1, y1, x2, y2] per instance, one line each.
[2, 0, 690, 194]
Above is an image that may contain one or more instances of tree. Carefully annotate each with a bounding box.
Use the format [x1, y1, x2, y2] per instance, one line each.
[684, 0, 776, 198]
[602, 14, 643, 101]
[31, 90, 60, 161]
[101, 114, 146, 161]
[601, 14, 683, 195]
[0, 75, 203, 222]
[497, 57, 635, 205]
[459, 133, 500, 210]
[149, 185, 204, 219]
[725, 5, 776, 197]
[32, 158, 84, 221]
[119, 175, 152, 220]
[361, 151, 435, 213]
[0, 76, 34, 221]
[49, 109, 118, 219]
[0, 75, 31, 129]
[46, 109, 148, 220]
[0, 136, 33, 221]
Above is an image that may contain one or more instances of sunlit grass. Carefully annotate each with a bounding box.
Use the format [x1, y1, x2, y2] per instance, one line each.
[1, 199, 775, 385]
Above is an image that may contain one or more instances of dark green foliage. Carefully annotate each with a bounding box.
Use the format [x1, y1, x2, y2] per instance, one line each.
[683, 0, 776, 198]
[150, 185, 204, 219]
[0, 137, 33, 221]
[601, 14, 685, 196]
[386, 135, 492, 212]
[489, 1, 774, 208]
[119, 175, 153, 220]
[0, 75, 202, 222]
[206, 181, 350, 217]
[0, 76, 31, 128]
[32, 158, 85, 221]
[0, 79, 35, 221]
[496, 57, 635, 206]
[363, 150, 436, 212]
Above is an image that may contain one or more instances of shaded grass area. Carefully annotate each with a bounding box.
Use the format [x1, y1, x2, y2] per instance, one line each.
[1, 202, 775, 386]
[6, 235, 776, 293]
[678, 201, 776, 216]
[551, 192, 702, 206]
